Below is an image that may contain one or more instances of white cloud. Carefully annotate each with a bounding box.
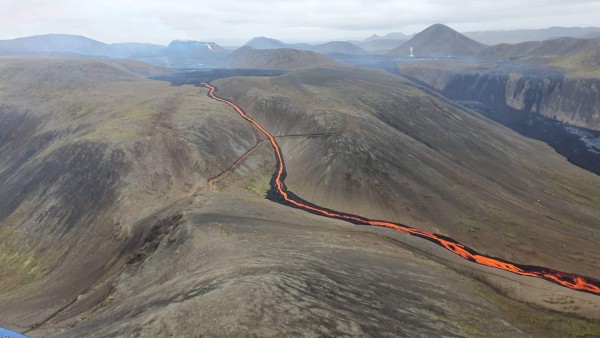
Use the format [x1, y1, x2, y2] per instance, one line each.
[0, 0, 599, 44]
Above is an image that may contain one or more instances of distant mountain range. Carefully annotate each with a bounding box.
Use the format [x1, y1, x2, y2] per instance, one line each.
[364, 32, 409, 41]
[364, 27, 600, 50]
[244, 37, 368, 55]
[0, 34, 366, 68]
[0, 34, 231, 68]
[3, 25, 600, 69]
[359, 26, 600, 52]
[0, 34, 163, 58]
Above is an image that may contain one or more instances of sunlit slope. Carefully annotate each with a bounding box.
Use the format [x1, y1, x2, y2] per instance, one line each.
[0, 58, 258, 323]
[215, 66, 600, 279]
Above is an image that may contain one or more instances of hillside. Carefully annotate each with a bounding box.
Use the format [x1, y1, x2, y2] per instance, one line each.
[0, 34, 109, 55]
[216, 66, 600, 283]
[388, 24, 486, 57]
[245, 36, 286, 49]
[311, 41, 367, 55]
[1, 58, 600, 336]
[480, 36, 600, 60]
[0, 58, 600, 337]
[0, 34, 164, 58]
[21, 192, 600, 337]
[0, 57, 260, 332]
[480, 37, 600, 77]
[465, 26, 600, 45]
[139, 39, 229, 68]
[230, 46, 340, 70]
[245, 36, 311, 50]
[244, 37, 367, 55]
[358, 38, 405, 53]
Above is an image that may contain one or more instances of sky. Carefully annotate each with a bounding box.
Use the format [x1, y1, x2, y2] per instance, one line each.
[1, 0, 600, 45]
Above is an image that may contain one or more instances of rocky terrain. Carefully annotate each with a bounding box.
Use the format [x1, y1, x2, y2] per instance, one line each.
[0, 57, 261, 333]
[398, 61, 600, 131]
[453, 70, 600, 130]
[1, 57, 600, 337]
[25, 193, 600, 337]
[216, 66, 600, 282]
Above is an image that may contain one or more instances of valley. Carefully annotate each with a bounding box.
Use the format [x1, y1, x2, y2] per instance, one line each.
[1, 19, 600, 337]
[396, 60, 600, 175]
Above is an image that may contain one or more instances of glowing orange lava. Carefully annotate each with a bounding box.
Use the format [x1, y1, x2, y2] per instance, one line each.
[203, 83, 600, 296]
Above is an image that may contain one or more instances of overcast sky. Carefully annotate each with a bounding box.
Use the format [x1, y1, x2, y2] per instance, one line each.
[2, 0, 600, 45]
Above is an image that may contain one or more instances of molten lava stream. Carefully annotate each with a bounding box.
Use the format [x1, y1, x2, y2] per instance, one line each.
[202, 83, 600, 296]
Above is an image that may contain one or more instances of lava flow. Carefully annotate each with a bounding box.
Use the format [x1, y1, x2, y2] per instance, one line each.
[202, 83, 600, 296]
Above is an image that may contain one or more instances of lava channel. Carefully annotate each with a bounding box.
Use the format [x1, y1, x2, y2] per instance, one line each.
[203, 82, 600, 296]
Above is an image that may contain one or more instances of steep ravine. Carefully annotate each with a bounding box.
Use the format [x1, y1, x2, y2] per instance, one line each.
[445, 71, 600, 131]
[399, 66, 600, 175]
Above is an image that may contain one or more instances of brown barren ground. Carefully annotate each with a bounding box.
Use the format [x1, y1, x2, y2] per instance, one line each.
[0, 59, 599, 337]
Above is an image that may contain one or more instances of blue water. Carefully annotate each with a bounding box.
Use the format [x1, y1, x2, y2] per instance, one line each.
[0, 327, 29, 338]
